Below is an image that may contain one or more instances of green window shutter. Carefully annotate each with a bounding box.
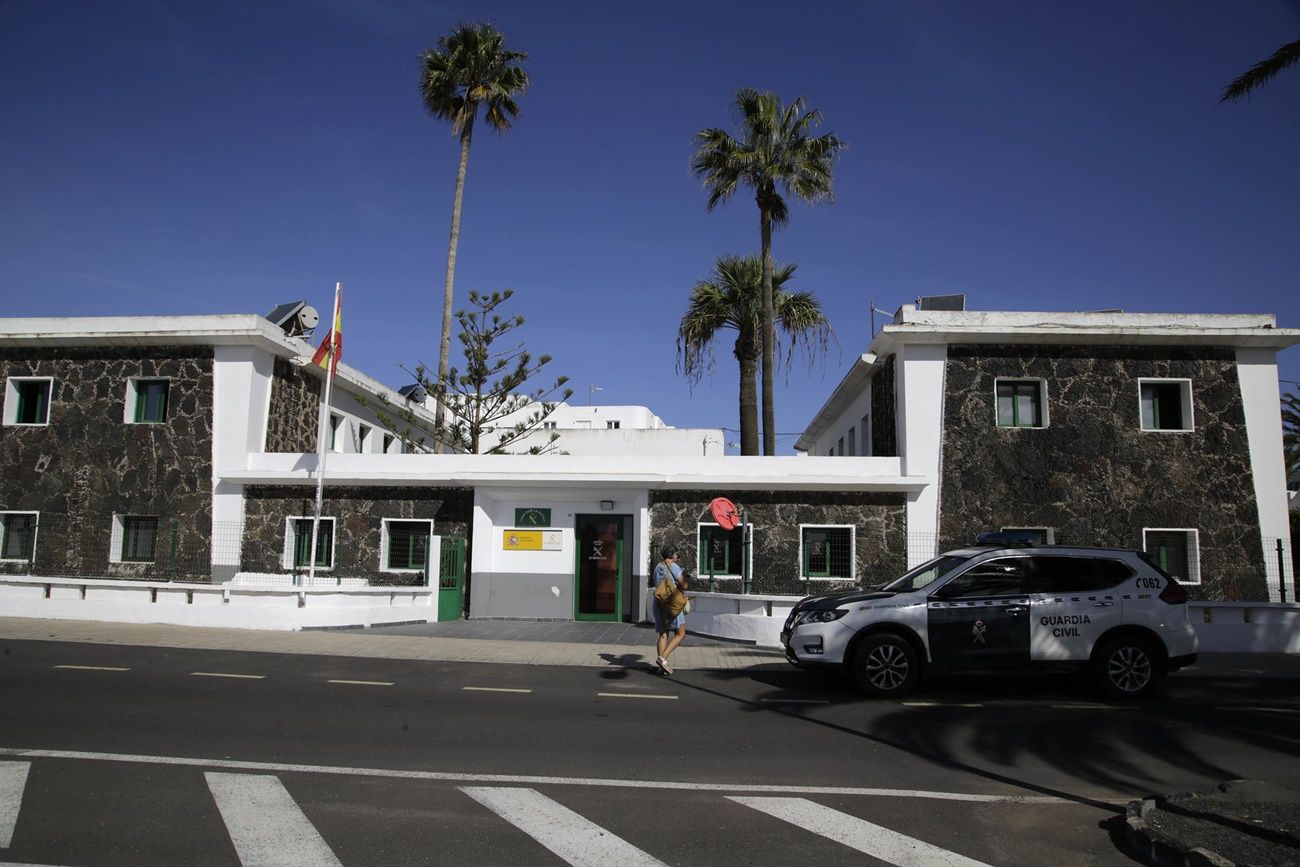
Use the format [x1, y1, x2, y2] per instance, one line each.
[294, 519, 333, 568]
[134, 380, 169, 423]
[121, 517, 158, 562]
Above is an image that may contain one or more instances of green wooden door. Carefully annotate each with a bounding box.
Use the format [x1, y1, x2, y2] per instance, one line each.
[437, 536, 466, 621]
[574, 515, 623, 621]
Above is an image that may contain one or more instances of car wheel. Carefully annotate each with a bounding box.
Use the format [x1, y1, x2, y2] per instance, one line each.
[852, 633, 920, 697]
[1094, 636, 1162, 699]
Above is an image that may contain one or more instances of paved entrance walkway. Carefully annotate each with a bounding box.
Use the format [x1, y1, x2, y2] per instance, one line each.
[363, 618, 744, 648]
[0, 617, 787, 672]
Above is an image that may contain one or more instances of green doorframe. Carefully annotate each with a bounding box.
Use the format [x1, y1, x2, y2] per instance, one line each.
[573, 514, 626, 622]
[436, 535, 466, 621]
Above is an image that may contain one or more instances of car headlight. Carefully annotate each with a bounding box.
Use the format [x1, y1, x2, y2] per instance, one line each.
[794, 608, 847, 626]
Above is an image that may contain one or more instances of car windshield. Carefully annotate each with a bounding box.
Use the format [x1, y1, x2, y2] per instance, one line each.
[881, 554, 971, 593]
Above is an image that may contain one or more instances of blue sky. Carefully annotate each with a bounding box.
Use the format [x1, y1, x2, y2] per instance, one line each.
[2, 1, 1298, 451]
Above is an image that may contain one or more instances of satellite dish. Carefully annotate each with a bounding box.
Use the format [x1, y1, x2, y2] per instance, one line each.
[709, 497, 740, 531]
[296, 305, 319, 331]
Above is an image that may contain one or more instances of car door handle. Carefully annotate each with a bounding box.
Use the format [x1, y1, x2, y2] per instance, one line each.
[1092, 602, 1114, 608]
[1006, 606, 1027, 615]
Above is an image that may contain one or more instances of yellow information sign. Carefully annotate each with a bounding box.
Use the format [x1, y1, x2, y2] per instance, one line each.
[503, 529, 563, 551]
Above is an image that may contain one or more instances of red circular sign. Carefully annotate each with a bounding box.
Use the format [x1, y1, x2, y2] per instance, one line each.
[709, 497, 740, 531]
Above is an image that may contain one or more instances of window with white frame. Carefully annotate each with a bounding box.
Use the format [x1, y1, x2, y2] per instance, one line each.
[837, 436, 845, 456]
[995, 379, 1046, 428]
[542, 421, 557, 430]
[1139, 379, 1193, 432]
[284, 517, 335, 570]
[847, 425, 857, 456]
[0, 512, 38, 562]
[328, 414, 343, 452]
[110, 515, 158, 563]
[4, 377, 53, 426]
[127, 378, 169, 423]
[800, 525, 855, 580]
[1001, 526, 1056, 545]
[861, 413, 871, 456]
[383, 433, 397, 454]
[1143, 528, 1200, 585]
[606, 420, 620, 429]
[381, 519, 433, 572]
[697, 522, 748, 578]
[358, 424, 371, 453]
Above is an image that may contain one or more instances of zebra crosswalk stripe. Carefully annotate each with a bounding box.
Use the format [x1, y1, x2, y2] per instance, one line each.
[461, 786, 666, 867]
[205, 773, 342, 867]
[729, 795, 993, 867]
[0, 762, 31, 848]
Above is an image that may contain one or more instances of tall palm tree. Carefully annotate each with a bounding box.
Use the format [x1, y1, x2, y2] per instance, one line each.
[677, 254, 834, 456]
[692, 90, 844, 455]
[420, 23, 529, 441]
[1283, 389, 1299, 487]
[1220, 38, 1300, 103]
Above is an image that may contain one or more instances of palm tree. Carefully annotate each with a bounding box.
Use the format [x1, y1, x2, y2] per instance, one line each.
[692, 90, 844, 455]
[677, 254, 834, 456]
[419, 23, 529, 442]
[1220, 38, 1300, 103]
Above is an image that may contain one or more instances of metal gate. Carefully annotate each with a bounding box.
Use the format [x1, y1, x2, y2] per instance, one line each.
[437, 536, 466, 621]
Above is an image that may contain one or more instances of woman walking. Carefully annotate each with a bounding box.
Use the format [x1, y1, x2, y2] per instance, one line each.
[652, 545, 691, 675]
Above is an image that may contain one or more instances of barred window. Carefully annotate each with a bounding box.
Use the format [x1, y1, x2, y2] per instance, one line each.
[0, 513, 37, 561]
[121, 516, 158, 563]
[383, 520, 432, 571]
[800, 525, 854, 580]
[697, 522, 745, 577]
[287, 518, 334, 569]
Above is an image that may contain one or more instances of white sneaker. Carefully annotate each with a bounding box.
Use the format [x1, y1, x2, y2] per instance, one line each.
[659, 657, 674, 676]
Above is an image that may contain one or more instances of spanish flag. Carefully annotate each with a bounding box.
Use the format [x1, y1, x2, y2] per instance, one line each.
[311, 290, 342, 377]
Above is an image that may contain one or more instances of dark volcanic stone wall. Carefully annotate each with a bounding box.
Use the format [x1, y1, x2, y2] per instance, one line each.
[649, 489, 907, 594]
[241, 486, 472, 586]
[0, 347, 214, 580]
[265, 357, 320, 453]
[871, 355, 897, 457]
[940, 344, 1265, 599]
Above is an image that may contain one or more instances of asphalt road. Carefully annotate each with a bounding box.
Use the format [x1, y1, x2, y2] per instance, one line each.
[2, 639, 1298, 866]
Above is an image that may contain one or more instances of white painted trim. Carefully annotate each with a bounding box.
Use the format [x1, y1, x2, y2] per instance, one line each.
[1236, 349, 1295, 602]
[379, 518, 435, 574]
[283, 516, 335, 571]
[2, 375, 54, 426]
[1137, 378, 1194, 433]
[0, 510, 39, 563]
[993, 376, 1049, 429]
[797, 523, 856, 582]
[1142, 527, 1201, 585]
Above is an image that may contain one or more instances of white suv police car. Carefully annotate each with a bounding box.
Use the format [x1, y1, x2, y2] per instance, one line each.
[781, 538, 1198, 699]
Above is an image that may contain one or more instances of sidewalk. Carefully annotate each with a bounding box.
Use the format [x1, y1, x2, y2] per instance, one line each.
[0, 617, 787, 672]
[0, 617, 1296, 677]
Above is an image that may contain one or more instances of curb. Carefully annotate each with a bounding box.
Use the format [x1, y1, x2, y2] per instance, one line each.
[1125, 799, 1235, 867]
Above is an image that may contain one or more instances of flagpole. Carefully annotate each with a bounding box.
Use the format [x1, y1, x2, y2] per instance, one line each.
[307, 282, 342, 586]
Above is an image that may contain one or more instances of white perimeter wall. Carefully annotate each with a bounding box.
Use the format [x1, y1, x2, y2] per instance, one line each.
[1236, 349, 1296, 601]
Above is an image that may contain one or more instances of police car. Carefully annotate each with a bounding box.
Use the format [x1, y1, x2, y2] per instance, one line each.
[780, 536, 1199, 699]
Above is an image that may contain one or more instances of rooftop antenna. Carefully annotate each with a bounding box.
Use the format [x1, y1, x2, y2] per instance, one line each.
[588, 384, 604, 405]
[869, 301, 895, 337]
